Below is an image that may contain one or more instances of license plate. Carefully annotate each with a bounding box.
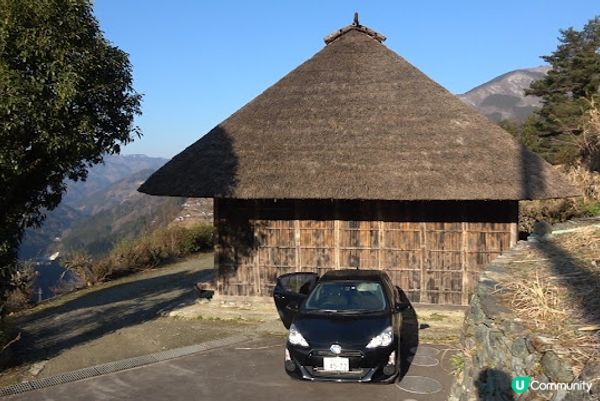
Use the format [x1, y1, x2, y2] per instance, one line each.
[323, 357, 349, 372]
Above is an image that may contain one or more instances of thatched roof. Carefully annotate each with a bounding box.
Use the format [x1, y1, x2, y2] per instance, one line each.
[139, 20, 578, 201]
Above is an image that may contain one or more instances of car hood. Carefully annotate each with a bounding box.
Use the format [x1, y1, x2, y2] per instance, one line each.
[293, 312, 391, 349]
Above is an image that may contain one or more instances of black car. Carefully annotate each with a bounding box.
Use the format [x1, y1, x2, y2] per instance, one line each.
[273, 269, 410, 383]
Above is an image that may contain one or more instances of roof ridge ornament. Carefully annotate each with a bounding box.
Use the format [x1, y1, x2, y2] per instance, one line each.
[324, 13, 386, 45]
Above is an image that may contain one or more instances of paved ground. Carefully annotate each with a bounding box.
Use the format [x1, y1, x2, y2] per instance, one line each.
[4, 336, 459, 401]
[1, 254, 258, 386]
[2, 250, 465, 389]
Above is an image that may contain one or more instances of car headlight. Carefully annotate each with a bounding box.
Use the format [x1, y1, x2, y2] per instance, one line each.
[288, 323, 309, 347]
[366, 326, 394, 348]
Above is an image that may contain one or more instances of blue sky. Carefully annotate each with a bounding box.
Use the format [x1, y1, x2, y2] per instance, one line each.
[93, 1, 599, 158]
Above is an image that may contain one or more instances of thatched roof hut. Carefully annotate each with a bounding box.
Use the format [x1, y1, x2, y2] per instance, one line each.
[139, 18, 577, 201]
[139, 17, 578, 305]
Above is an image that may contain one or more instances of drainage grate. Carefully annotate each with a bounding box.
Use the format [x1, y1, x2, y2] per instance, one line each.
[0, 382, 33, 397]
[0, 335, 249, 397]
[153, 347, 195, 360]
[29, 367, 99, 389]
[94, 355, 158, 374]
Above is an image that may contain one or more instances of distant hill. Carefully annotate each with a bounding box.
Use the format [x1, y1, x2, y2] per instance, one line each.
[58, 170, 185, 256]
[61, 154, 167, 207]
[19, 154, 213, 259]
[18, 204, 84, 260]
[458, 66, 549, 122]
[69, 168, 160, 216]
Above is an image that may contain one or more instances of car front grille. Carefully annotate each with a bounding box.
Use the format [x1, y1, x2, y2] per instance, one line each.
[310, 349, 364, 358]
[306, 366, 369, 379]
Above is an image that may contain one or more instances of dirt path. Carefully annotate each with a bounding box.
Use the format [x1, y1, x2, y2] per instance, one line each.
[1, 254, 257, 386]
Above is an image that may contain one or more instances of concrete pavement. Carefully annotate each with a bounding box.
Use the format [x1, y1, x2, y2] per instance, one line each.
[4, 336, 458, 401]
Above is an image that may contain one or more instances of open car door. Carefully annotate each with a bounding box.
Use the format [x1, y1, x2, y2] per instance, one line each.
[273, 272, 319, 329]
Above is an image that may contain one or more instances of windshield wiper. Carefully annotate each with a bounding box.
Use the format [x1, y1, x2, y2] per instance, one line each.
[337, 309, 381, 314]
[309, 308, 376, 314]
[305, 309, 338, 313]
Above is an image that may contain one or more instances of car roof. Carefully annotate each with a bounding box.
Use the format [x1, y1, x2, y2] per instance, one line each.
[320, 269, 389, 282]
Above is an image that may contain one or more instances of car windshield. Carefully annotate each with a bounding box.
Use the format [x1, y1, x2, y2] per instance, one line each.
[303, 280, 387, 312]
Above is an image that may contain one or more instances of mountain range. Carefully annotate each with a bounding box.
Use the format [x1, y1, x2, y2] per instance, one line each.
[457, 66, 548, 122]
[19, 155, 212, 259]
[18, 66, 548, 260]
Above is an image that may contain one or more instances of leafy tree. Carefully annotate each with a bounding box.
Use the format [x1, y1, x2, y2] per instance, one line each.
[526, 16, 600, 166]
[0, 0, 142, 313]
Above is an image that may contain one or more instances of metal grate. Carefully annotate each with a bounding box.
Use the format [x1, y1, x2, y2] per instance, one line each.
[0, 382, 33, 397]
[29, 367, 99, 389]
[0, 335, 249, 397]
[94, 355, 158, 374]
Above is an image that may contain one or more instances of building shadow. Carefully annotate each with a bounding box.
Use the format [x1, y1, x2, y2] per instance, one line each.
[519, 140, 599, 323]
[520, 144, 548, 200]
[533, 239, 600, 324]
[516, 128, 600, 395]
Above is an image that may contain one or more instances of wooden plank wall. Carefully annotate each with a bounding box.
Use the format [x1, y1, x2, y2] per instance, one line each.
[215, 199, 517, 305]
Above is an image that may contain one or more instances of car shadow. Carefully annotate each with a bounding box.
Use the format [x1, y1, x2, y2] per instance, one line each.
[397, 288, 419, 379]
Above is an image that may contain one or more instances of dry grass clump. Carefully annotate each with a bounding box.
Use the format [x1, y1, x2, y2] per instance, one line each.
[579, 98, 600, 172]
[499, 227, 600, 371]
[4, 264, 36, 313]
[559, 225, 600, 256]
[565, 164, 600, 202]
[62, 224, 213, 287]
[503, 271, 567, 328]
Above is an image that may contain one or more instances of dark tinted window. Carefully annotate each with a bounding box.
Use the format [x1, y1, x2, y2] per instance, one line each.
[277, 273, 317, 295]
[304, 281, 387, 311]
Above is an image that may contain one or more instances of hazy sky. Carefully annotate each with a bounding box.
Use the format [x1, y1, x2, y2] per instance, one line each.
[93, 1, 599, 158]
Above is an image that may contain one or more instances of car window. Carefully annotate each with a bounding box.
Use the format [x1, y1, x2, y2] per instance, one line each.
[277, 273, 317, 295]
[303, 280, 387, 312]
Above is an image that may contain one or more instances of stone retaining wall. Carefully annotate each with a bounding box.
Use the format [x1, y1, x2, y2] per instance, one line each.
[449, 243, 599, 401]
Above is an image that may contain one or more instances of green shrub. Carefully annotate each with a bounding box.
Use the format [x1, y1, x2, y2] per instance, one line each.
[580, 200, 600, 216]
[449, 353, 465, 377]
[62, 223, 214, 284]
[185, 224, 214, 253]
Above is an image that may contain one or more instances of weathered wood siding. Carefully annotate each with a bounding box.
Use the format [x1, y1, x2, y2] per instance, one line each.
[215, 199, 517, 305]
